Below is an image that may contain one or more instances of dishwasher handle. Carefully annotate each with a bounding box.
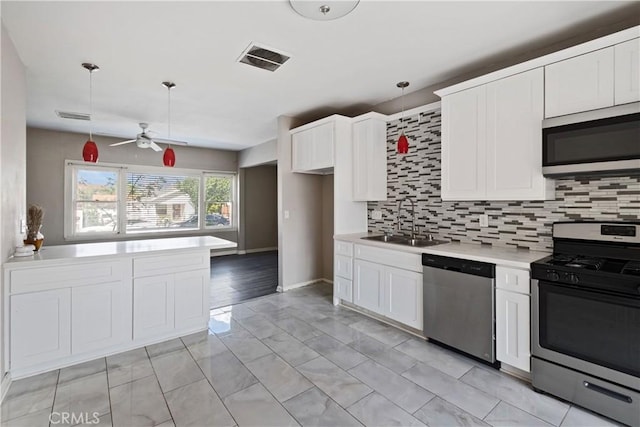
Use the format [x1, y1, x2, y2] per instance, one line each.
[422, 253, 495, 278]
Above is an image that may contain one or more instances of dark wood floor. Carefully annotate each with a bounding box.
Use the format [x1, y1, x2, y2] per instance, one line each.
[210, 251, 278, 309]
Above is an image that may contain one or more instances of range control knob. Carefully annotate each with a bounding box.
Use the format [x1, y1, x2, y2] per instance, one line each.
[568, 273, 580, 284]
[546, 271, 560, 281]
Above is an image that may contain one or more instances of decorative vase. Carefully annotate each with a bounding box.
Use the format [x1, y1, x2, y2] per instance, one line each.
[24, 226, 44, 251]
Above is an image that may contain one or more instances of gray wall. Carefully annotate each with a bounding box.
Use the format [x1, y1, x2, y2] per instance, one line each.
[1, 23, 27, 384]
[277, 115, 325, 290]
[243, 165, 277, 251]
[322, 174, 334, 280]
[368, 110, 640, 252]
[26, 127, 239, 246]
[239, 139, 276, 168]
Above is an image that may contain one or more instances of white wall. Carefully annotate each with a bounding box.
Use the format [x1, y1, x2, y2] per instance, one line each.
[239, 139, 276, 168]
[277, 116, 324, 290]
[1, 23, 27, 388]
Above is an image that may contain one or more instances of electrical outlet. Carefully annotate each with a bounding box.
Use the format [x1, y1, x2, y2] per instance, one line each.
[284, 210, 290, 219]
[372, 210, 382, 220]
[479, 214, 489, 228]
[19, 219, 26, 234]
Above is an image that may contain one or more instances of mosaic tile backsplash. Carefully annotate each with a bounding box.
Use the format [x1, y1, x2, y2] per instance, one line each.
[367, 109, 640, 252]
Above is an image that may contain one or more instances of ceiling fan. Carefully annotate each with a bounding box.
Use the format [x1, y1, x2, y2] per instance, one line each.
[109, 122, 186, 152]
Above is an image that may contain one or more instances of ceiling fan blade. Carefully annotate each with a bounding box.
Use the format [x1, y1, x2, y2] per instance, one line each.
[153, 137, 188, 146]
[149, 141, 163, 152]
[109, 139, 136, 146]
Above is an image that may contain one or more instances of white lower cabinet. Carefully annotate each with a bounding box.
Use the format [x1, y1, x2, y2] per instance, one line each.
[133, 275, 175, 340]
[385, 267, 423, 330]
[495, 266, 531, 372]
[353, 259, 385, 313]
[175, 269, 210, 330]
[352, 246, 423, 330]
[10, 289, 71, 370]
[334, 276, 353, 302]
[72, 281, 131, 354]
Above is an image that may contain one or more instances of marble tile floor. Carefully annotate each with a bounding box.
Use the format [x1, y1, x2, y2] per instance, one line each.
[0, 282, 622, 427]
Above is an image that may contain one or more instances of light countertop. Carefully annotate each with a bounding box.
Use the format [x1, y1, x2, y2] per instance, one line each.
[335, 233, 550, 269]
[5, 236, 237, 267]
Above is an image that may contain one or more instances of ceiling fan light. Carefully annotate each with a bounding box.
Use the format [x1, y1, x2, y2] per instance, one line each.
[83, 140, 99, 163]
[397, 133, 409, 154]
[163, 147, 176, 167]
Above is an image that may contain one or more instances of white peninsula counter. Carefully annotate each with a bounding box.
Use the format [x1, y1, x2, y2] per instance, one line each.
[3, 236, 237, 379]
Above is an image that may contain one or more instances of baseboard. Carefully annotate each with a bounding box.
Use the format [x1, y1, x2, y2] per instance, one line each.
[1, 372, 11, 403]
[242, 247, 278, 254]
[282, 278, 329, 292]
[500, 362, 532, 382]
[210, 249, 239, 257]
[321, 278, 333, 284]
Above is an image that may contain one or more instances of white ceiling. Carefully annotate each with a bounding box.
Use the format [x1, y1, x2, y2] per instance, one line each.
[1, 1, 636, 151]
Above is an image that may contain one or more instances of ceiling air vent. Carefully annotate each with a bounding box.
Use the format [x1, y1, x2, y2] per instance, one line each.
[238, 43, 290, 72]
[56, 110, 91, 121]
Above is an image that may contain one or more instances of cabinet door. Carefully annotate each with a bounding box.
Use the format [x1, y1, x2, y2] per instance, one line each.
[486, 68, 551, 200]
[11, 289, 71, 369]
[353, 259, 384, 313]
[175, 269, 210, 331]
[72, 281, 131, 354]
[312, 122, 334, 170]
[334, 276, 353, 303]
[545, 48, 614, 118]
[133, 275, 175, 340]
[334, 254, 353, 280]
[496, 289, 531, 372]
[292, 130, 313, 171]
[615, 39, 640, 105]
[441, 86, 487, 200]
[384, 267, 423, 330]
[352, 119, 387, 201]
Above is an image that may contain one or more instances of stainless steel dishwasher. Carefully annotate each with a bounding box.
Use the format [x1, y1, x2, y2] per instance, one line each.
[422, 253, 496, 363]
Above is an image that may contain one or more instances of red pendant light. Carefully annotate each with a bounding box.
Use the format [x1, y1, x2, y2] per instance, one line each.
[163, 147, 176, 167]
[162, 81, 177, 167]
[396, 81, 410, 155]
[82, 63, 100, 162]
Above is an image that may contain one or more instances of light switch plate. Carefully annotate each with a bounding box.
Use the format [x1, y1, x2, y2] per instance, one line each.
[284, 210, 290, 219]
[372, 210, 382, 220]
[19, 219, 26, 234]
[479, 214, 489, 227]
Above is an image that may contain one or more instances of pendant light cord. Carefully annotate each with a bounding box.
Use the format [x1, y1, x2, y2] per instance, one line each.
[401, 85, 405, 134]
[167, 85, 171, 141]
[89, 69, 94, 140]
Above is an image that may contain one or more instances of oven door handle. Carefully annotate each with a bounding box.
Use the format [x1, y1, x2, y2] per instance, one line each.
[583, 381, 633, 404]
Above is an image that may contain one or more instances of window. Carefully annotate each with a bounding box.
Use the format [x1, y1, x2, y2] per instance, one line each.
[126, 173, 200, 233]
[65, 161, 236, 240]
[204, 174, 234, 228]
[68, 165, 120, 236]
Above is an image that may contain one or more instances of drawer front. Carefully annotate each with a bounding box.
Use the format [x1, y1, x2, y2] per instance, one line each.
[335, 254, 353, 280]
[496, 266, 530, 294]
[134, 250, 209, 278]
[354, 244, 421, 273]
[334, 240, 354, 257]
[10, 260, 127, 294]
[334, 276, 353, 303]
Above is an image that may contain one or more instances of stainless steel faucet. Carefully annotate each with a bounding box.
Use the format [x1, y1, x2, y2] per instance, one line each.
[397, 196, 416, 238]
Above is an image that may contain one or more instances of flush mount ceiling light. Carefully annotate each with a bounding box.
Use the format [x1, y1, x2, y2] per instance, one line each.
[81, 63, 99, 163]
[396, 81, 410, 155]
[289, 0, 359, 21]
[162, 81, 176, 167]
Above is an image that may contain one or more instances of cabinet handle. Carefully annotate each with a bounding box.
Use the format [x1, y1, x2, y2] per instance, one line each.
[583, 381, 633, 403]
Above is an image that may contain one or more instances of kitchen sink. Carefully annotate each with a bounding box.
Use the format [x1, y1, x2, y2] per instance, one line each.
[361, 234, 448, 247]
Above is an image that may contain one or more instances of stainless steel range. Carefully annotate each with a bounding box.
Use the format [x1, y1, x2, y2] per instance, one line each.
[530, 222, 640, 426]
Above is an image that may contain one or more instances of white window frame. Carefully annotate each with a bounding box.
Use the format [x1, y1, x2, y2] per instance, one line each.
[203, 172, 237, 230]
[64, 160, 237, 241]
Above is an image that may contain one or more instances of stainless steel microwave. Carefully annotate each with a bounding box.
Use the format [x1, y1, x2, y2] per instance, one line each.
[542, 103, 640, 177]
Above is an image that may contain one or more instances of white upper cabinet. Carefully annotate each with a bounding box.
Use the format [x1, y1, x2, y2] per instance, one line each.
[545, 48, 615, 118]
[291, 121, 334, 173]
[614, 38, 640, 105]
[441, 70, 552, 201]
[441, 85, 487, 200]
[486, 68, 552, 200]
[352, 116, 387, 201]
